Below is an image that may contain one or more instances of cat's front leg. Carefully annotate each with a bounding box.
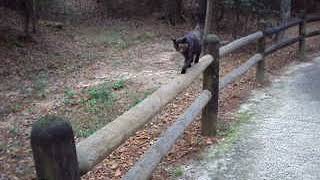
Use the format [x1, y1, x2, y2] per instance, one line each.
[181, 55, 193, 74]
[187, 51, 193, 67]
[181, 56, 189, 74]
[181, 64, 188, 74]
[194, 53, 200, 64]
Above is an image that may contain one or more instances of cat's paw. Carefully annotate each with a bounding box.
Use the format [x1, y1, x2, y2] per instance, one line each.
[181, 69, 186, 74]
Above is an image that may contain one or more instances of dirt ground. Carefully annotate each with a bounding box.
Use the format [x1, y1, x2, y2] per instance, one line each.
[0, 10, 319, 179]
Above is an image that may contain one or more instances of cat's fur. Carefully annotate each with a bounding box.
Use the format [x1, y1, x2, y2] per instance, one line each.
[172, 25, 202, 74]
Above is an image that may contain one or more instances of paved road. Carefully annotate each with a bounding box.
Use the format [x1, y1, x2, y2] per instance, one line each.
[179, 56, 320, 180]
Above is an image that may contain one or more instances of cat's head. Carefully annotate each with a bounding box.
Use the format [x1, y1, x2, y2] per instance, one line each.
[172, 38, 188, 54]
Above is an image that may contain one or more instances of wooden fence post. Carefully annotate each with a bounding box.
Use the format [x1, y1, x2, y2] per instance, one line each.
[256, 20, 267, 84]
[31, 116, 80, 180]
[202, 34, 220, 136]
[299, 10, 307, 61]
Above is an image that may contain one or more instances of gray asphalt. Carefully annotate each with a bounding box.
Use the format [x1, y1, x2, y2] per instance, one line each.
[178, 56, 320, 180]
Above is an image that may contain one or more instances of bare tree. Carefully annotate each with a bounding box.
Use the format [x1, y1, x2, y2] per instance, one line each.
[162, 0, 183, 25]
[203, 0, 214, 37]
[278, 0, 292, 40]
[0, 0, 38, 36]
[198, 0, 207, 29]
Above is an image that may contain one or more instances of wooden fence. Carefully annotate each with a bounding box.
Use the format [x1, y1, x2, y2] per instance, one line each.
[30, 12, 320, 180]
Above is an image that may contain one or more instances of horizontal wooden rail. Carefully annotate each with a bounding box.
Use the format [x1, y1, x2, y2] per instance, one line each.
[220, 54, 263, 90]
[264, 18, 302, 36]
[306, 30, 320, 38]
[76, 55, 213, 174]
[265, 36, 301, 56]
[122, 90, 212, 180]
[76, 30, 265, 173]
[31, 11, 320, 179]
[219, 31, 263, 57]
[306, 15, 320, 23]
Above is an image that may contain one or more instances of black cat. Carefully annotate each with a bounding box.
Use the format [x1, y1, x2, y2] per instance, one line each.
[172, 26, 202, 74]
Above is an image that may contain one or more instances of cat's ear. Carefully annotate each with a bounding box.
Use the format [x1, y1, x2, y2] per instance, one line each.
[172, 38, 179, 50]
[176, 37, 187, 43]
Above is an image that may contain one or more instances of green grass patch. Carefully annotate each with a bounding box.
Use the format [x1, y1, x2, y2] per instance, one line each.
[10, 104, 22, 113]
[87, 83, 115, 104]
[63, 88, 77, 105]
[217, 111, 254, 137]
[128, 89, 155, 108]
[131, 32, 155, 44]
[82, 82, 116, 113]
[75, 127, 97, 138]
[213, 110, 254, 155]
[9, 122, 20, 136]
[60, 81, 155, 138]
[32, 71, 49, 98]
[93, 28, 156, 50]
[62, 81, 118, 138]
[71, 115, 107, 138]
[112, 79, 126, 90]
[97, 30, 128, 49]
[173, 166, 184, 177]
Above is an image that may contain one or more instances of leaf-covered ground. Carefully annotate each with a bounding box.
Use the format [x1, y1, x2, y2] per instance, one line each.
[0, 10, 319, 179]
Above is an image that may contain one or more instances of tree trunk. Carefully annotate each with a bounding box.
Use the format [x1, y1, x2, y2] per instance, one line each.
[278, 0, 292, 40]
[163, 0, 183, 26]
[214, 1, 224, 31]
[203, 0, 214, 38]
[232, 0, 241, 39]
[198, 0, 224, 32]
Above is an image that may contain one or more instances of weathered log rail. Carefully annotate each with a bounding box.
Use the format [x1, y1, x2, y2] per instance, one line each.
[219, 31, 263, 56]
[76, 55, 214, 173]
[306, 30, 320, 38]
[265, 36, 302, 55]
[30, 12, 320, 180]
[122, 90, 213, 180]
[307, 15, 320, 23]
[265, 18, 302, 36]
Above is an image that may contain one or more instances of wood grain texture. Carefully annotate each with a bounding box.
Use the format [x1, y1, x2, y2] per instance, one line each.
[265, 18, 302, 36]
[265, 37, 301, 56]
[202, 34, 220, 136]
[220, 54, 263, 90]
[76, 55, 213, 174]
[219, 32, 263, 57]
[31, 116, 80, 180]
[122, 90, 212, 180]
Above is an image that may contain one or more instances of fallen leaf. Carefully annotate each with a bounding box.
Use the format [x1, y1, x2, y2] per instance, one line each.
[115, 168, 122, 177]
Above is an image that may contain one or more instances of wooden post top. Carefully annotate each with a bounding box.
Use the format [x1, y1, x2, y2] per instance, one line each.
[299, 10, 306, 19]
[31, 115, 74, 144]
[258, 20, 268, 31]
[205, 34, 220, 44]
[31, 115, 80, 180]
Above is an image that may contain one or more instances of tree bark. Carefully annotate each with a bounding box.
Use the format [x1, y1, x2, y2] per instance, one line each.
[198, 0, 207, 29]
[232, 0, 241, 39]
[203, 0, 214, 37]
[213, 1, 224, 31]
[278, 0, 292, 40]
[202, 34, 220, 136]
[31, 116, 80, 180]
[162, 0, 183, 25]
